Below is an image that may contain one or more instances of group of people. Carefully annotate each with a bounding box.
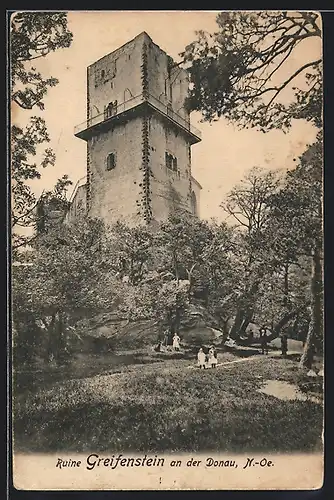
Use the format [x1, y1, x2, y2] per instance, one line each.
[155, 331, 181, 352]
[197, 346, 218, 369]
[155, 327, 288, 362]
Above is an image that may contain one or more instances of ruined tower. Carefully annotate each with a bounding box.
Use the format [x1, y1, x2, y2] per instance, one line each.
[72, 32, 202, 227]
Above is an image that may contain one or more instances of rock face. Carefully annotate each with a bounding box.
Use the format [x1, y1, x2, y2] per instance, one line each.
[72, 305, 224, 351]
[180, 326, 223, 346]
[75, 313, 160, 350]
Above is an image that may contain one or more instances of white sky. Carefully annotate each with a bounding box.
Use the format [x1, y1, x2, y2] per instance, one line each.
[12, 11, 321, 221]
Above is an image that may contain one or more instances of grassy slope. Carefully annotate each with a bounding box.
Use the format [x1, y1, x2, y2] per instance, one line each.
[14, 353, 323, 454]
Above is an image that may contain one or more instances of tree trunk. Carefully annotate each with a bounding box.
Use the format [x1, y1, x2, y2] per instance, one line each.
[46, 311, 68, 363]
[57, 312, 69, 363]
[55, 312, 64, 362]
[222, 317, 231, 342]
[267, 304, 307, 342]
[272, 311, 296, 339]
[292, 315, 299, 339]
[239, 308, 254, 336]
[173, 251, 179, 284]
[174, 308, 181, 334]
[283, 262, 289, 309]
[186, 264, 196, 300]
[300, 244, 323, 369]
[229, 309, 244, 339]
[299, 318, 315, 369]
[230, 282, 259, 339]
[46, 313, 56, 362]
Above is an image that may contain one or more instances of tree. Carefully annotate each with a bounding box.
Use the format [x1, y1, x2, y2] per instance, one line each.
[181, 11, 322, 131]
[11, 12, 73, 110]
[11, 12, 73, 251]
[117, 214, 211, 333]
[12, 217, 111, 363]
[155, 212, 213, 288]
[199, 221, 237, 333]
[268, 138, 323, 367]
[182, 12, 323, 367]
[220, 167, 282, 338]
[222, 166, 281, 233]
[110, 214, 220, 335]
[104, 222, 154, 285]
[12, 168, 73, 252]
[153, 279, 190, 335]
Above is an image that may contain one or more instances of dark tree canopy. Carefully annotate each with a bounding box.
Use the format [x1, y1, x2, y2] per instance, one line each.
[181, 11, 322, 131]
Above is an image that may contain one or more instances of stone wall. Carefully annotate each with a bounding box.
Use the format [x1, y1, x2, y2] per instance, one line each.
[148, 114, 192, 222]
[190, 177, 202, 217]
[145, 34, 190, 122]
[87, 34, 145, 120]
[65, 184, 87, 223]
[73, 32, 201, 228]
[88, 117, 143, 227]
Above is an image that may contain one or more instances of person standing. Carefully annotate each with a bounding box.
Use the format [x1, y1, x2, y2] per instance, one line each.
[197, 348, 206, 369]
[208, 346, 218, 368]
[163, 329, 169, 347]
[259, 327, 269, 355]
[172, 333, 181, 351]
[281, 333, 288, 357]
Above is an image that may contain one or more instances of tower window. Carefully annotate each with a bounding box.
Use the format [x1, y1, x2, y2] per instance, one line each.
[106, 152, 116, 171]
[165, 152, 178, 172]
[101, 69, 105, 79]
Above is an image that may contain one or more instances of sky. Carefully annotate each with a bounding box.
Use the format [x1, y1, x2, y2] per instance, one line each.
[12, 11, 321, 221]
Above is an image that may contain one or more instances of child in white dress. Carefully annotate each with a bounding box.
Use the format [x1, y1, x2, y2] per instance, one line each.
[173, 333, 181, 351]
[197, 348, 206, 369]
[208, 347, 218, 368]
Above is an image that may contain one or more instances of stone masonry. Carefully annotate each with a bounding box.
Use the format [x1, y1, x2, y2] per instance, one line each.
[70, 32, 202, 227]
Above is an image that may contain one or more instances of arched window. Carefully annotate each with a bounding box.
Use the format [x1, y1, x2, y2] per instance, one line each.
[165, 152, 178, 172]
[191, 191, 197, 216]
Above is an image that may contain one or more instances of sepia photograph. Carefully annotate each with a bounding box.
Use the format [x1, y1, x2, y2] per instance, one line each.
[10, 10, 323, 490]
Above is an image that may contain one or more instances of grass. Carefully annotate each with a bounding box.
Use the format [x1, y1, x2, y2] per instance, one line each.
[13, 350, 323, 454]
[13, 346, 237, 394]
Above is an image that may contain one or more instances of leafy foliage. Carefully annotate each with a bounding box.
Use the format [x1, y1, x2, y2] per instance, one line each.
[13, 218, 108, 317]
[11, 12, 73, 251]
[267, 138, 323, 365]
[181, 11, 322, 131]
[11, 12, 73, 109]
[104, 222, 154, 285]
[268, 138, 322, 259]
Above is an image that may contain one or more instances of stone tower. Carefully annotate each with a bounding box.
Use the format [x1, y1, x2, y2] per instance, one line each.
[72, 32, 202, 227]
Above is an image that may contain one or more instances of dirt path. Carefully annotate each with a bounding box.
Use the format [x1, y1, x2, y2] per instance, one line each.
[187, 356, 258, 370]
[187, 349, 302, 370]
